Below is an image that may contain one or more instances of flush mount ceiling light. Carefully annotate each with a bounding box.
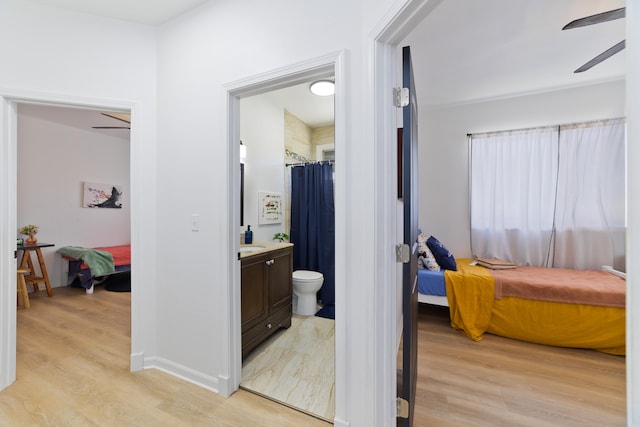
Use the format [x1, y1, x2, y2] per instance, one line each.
[309, 80, 335, 96]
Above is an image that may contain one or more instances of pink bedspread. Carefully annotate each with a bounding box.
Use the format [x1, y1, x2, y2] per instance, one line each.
[491, 266, 625, 308]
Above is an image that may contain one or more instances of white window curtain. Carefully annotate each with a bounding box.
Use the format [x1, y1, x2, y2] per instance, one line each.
[470, 118, 625, 270]
[553, 118, 626, 270]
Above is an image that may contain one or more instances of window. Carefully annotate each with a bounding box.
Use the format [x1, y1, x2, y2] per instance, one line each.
[470, 118, 626, 270]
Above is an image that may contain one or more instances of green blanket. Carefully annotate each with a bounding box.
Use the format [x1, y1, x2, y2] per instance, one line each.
[57, 246, 115, 276]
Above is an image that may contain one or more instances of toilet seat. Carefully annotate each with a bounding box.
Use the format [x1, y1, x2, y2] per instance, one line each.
[293, 270, 323, 281]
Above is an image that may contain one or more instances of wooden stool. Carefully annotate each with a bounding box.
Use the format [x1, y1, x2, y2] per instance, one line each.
[18, 244, 54, 297]
[17, 268, 30, 309]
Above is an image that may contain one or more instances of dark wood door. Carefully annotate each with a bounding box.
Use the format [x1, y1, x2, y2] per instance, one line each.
[240, 256, 268, 329]
[268, 249, 293, 312]
[398, 45, 419, 427]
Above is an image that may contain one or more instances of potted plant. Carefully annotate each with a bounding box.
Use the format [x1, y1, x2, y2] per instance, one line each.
[18, 224, 39, 245]
[273, 232, 289, 242]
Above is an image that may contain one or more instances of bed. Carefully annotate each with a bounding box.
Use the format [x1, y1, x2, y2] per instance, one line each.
[58, 244, 131, 294]
[418, 258, 626, 355]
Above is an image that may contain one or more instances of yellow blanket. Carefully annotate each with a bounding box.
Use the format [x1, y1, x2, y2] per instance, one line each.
[444, 259, 495, 341]
[444, 258, 626, 354]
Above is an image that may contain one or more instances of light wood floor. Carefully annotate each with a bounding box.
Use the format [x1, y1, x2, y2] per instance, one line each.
[414, 304, 626, 427]
[1, 286, 328, 426]
[2, 287, 625, 426]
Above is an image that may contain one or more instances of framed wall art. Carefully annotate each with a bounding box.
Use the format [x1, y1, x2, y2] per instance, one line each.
[258, 191, 282, 225]
[83, 181, 123, 208]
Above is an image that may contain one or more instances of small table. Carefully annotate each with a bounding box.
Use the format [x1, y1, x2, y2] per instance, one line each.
[17, 242, 54, 297]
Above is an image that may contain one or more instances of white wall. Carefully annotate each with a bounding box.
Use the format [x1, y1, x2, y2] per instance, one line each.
[240, 96, 286, 244]
[1, 0, 402, 424]
[154, 0, 392, 425]
[0, 0, 157, 385]
[420, 79, 626, 258]
[17, 104, 131, 287]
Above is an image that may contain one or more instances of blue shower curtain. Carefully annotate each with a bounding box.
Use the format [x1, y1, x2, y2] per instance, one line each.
[290, 162, 335, 319]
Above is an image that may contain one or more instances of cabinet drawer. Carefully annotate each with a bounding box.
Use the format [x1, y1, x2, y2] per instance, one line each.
[242, 320, 278, 358]
[268, 304, 292, 330]
[241, 305, 292, 358]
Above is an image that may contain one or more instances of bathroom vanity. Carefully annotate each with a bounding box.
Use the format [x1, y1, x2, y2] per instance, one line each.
[240, 243, 293, 358]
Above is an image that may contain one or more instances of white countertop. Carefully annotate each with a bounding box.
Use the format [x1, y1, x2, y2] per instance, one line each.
[239, 241, 293, 258]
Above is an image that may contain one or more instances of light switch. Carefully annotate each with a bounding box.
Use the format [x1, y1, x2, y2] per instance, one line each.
[191, 214, 200, 231]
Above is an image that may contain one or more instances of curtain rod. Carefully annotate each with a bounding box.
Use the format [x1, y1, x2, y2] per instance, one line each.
[285, 160, 334, 167]
[467, 116, 625, 139]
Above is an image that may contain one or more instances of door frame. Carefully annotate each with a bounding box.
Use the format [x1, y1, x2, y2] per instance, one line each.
[0, 91, 140, 390]
[223, 51, 346, 413]
[369, 0, 444, 423]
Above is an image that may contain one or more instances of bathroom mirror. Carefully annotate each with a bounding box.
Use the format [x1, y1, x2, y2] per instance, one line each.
[240, 163, 244, 226]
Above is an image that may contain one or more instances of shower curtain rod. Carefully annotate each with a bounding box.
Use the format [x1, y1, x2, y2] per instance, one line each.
[285, 160, 334, 167]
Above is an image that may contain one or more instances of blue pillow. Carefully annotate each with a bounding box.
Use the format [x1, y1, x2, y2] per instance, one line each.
[426, 236, 457, 271]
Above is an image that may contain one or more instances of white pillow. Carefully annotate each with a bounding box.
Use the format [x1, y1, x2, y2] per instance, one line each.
[418, 245, 440, 271]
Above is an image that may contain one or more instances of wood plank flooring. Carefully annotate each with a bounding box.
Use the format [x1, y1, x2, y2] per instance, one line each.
[2, 287, 625, 426]
[1, 286, 328, 427]
[414, 304, 626, 426]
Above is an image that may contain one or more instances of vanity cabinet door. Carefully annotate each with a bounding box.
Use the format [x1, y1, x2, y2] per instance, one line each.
[268, 248, 293, 313]
[240, 256, 268, 331]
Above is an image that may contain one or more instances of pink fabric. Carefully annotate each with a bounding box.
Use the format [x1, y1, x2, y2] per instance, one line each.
[64, 244, 131, 269]
[93, 245, 131, 267]
[491, 266, 625, 308]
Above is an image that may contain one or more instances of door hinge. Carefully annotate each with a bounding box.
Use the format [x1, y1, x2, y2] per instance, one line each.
[393, 87, 409, 107]
[395, 243, 410, 263]
[396, 397, 409, 418]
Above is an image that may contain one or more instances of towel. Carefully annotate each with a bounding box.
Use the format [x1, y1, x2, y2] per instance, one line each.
[57, 246, 115, 277]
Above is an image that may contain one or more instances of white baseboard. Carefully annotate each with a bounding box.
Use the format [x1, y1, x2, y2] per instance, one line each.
[216, 373, 232, 398]
[130, 351, 144, 371]
[333, 417, 350, 427]
[144, 356, 219, 394]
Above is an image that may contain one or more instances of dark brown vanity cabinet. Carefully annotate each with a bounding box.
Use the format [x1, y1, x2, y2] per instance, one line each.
[241, 246, 293, 358]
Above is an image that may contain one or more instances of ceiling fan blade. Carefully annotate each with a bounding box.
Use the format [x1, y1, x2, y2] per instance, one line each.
[574, 40, 625, 73]
[92, 126, 131, 129]
[563, 7, 625, 30]
[101, 112, 131, 124]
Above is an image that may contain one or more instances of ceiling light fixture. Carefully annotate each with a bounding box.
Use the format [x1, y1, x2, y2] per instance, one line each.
[309, 80, 335, 96]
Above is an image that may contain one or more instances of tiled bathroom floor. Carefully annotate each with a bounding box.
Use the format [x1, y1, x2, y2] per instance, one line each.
[240, 314, 335, 422]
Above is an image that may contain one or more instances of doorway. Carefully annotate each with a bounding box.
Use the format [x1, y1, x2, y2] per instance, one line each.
[225, 52, 345, 421]
[0, 94, 139, 389]
[237, 80, 335, 421]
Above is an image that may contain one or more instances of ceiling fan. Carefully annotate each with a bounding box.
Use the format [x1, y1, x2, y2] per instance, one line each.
[92, 112, 131, 129]
[562, 7, 625, 73]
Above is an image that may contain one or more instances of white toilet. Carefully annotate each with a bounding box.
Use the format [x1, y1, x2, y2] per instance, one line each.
[292, 270, 324, 316]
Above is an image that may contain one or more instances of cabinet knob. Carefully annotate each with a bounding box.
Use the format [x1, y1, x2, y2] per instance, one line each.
[266, 323, 272, 329]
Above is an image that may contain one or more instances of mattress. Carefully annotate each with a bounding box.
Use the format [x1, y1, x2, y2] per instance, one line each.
[417, 258, 626, 355]
[417, 269, 445, 296]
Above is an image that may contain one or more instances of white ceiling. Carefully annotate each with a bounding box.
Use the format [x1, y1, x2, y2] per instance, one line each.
[403, 0, 626, 107]
[27, 0, 210, 25]
[19, 103, 131, 138]
[26, 0, 626, 123]
[261, 82, 335, 128]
